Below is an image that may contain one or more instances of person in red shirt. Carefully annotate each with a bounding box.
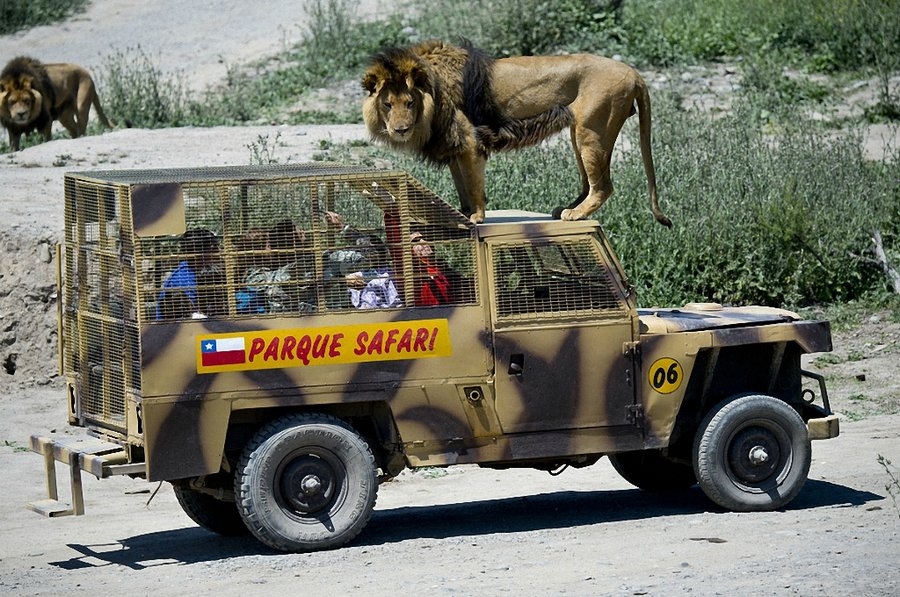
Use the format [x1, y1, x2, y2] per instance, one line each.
[410, 232, 452, 306]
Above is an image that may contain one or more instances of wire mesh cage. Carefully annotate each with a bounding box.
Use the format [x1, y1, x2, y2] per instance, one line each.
[61, 164, 479, 429]
[491, 237, 628, 321]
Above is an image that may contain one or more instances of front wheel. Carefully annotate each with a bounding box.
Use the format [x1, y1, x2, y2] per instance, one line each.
[693, 394, 811, 511]
[235, 413, 378, 552]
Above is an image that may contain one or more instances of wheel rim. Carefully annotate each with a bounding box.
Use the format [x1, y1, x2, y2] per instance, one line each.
[277, 448, 345, 516]
[725, 420, 791, 491]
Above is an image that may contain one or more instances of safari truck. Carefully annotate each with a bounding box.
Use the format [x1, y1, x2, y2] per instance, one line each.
[28, 164, 839, 552]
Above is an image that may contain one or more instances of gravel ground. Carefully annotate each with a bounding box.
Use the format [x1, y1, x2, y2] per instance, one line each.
[1, 2, 898, 596]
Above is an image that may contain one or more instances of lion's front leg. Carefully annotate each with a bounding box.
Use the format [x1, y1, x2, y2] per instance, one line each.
[7, 129, 22, 151]
[449, 151, 487, 224]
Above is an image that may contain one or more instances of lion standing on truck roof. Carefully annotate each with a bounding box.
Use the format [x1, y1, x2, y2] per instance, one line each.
[362, 40, 671, 227]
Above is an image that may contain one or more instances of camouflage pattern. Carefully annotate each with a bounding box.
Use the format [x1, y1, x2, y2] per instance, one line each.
[29, 164, 838, 522]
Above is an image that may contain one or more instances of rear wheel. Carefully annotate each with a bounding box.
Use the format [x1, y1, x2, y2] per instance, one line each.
[173, 485, 248, 536]
[693, 394, 811, 511]
[609, 449, 697, 491]
[235, 413, 378, 552]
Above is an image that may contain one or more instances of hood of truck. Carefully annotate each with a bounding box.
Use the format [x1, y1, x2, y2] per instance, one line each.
[638, 303, 801, 334]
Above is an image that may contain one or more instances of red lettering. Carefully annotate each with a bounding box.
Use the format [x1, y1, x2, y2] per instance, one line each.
[330, 333, 344, 357]
[367, 330, 384, 355]
[312, 334, 328, 359]
[354, 332, 368, 355]
[428, 327, 438, 351]
[414, 328, 429, 351]
[397, 329, 413, 352]
[280, 335, 296, 360]
[264, 337, 280, 361]
[385, 328, 400, 353]
[296, 335, 312, 365]
[249, 337, 265, 362]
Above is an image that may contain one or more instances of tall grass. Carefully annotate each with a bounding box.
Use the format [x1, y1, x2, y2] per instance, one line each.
[378, 90, 897, 308]
[0, 0, 88, 35]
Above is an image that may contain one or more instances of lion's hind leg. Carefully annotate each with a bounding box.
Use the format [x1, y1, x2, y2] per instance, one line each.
[552, 127, 591, 219]
[72, 79, 96, 137]
[56, 108, 80, 138]
[558, 124, 615, 222]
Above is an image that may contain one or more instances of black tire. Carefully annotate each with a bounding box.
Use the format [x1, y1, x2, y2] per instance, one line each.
[172, 484, 249, 536]
[235, 413, 377, 552]
[609, 449, 697, 492]
[693, 394, 811, 511]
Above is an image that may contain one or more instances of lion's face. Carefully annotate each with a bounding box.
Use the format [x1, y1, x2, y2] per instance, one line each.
[362, 60, 435, 150]
[0, 76, 42, 126]
[375, 86, 421, 142]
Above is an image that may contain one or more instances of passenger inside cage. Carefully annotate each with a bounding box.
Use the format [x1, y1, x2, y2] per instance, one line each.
[236, 218, 317, 314]
[155, 228, 222, 320]
[324, 210, 402, 309]
[409, 231, 455, 306]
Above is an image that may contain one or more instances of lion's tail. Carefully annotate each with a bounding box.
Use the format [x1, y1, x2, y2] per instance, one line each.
[636, 80, 671, 228]
[475, 105, 573, 153]
[92, 93, 115, 129]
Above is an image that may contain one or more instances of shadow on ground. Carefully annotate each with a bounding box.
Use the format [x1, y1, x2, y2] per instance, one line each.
[49, 479, 883, 570]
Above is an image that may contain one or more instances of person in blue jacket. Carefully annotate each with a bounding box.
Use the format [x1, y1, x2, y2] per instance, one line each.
[156, 228, 222, 319]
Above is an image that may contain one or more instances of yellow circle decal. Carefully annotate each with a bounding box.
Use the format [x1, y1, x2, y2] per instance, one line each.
[648, 357, 683, 394]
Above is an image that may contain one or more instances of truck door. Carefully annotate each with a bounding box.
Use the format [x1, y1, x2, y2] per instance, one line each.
[488, 237, 637, 433]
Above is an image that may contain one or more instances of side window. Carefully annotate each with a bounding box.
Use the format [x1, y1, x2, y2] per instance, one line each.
[492, 238, 626, 320]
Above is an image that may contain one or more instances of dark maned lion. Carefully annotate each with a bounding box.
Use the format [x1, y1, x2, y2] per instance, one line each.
[1, 56, 114, 151]
[0, 56, 55, 151]
[362, 40, 670, 226]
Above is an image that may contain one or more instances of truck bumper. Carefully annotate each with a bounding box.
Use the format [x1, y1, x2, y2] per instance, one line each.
[27, 435, 146, 517]
[807, 414, 840, 440]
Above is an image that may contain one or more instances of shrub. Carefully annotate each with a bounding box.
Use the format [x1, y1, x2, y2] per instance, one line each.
[377, 90, 896, 308]
[98, 47, 189, 128]
[0, 0, 88, 35]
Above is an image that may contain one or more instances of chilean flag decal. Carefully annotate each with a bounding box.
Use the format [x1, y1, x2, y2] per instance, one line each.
[200, 337, 246, 367]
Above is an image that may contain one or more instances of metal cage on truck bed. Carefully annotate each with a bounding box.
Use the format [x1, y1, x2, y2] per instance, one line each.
[59, 164, 477, 440]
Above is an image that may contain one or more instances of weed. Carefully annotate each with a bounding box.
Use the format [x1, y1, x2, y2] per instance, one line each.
[846, 350, 867, 363]
[812, 354, 842, 367]
[876, 454, 900, 518]
[2, 440, 29, 453]
[419, 467, 449, 479]
[247, 133, 283, 165]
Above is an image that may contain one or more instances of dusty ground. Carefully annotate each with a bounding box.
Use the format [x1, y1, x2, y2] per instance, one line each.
[1, 2, 899, 595]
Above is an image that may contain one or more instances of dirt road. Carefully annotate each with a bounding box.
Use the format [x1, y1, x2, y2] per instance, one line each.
[1, 386, 897, 596]
[1, 2, 898, 595]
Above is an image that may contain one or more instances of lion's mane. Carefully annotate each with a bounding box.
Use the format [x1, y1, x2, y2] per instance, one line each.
[363, 40, 573, 165]
[0, 56, 56, 147]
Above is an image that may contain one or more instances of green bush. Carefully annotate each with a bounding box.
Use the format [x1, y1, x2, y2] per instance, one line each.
[619, 0, 900, 73]
[99, 47, 189, 128]
[0, 0, 88, 35]
[378, 91, 896, 308]
[585, 94, 895, 307]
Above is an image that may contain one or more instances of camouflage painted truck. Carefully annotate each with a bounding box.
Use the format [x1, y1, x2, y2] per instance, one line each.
[28, 164, 839, 552]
